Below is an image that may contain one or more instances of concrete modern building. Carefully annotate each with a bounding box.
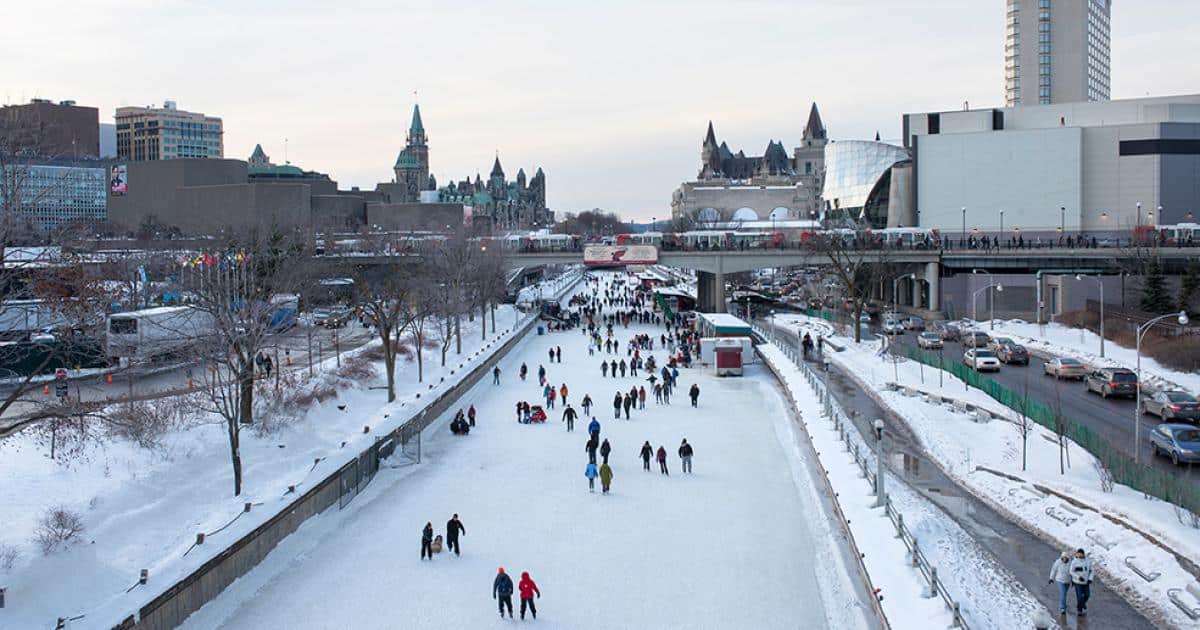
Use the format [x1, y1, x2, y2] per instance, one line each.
[821, 140, 912, 228]
[1, 162, 106, 231]
[1005, 0, 1110, 107]
[671, 104, 826, 225]
[903, 93, 1200, 237]
[115, 101, 223, 161]
[0, 99, 100, 159]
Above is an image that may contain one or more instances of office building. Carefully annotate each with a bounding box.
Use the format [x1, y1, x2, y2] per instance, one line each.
[903, 93, 1200, 236]
[1005, 0, 1111, 107]
[0, 99, 100, 158]
[115, 101, 223, 161]
[1, 163, 107, 232]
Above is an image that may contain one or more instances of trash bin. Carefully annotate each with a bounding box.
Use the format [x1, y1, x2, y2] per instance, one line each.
[537, 326, 545, 335]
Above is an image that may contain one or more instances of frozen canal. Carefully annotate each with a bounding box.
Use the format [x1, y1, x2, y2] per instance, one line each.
[181, 273, 865, 630]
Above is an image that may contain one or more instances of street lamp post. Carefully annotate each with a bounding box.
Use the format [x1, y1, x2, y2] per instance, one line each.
[1060, 206, 1065, 235]
[961, 207, 967, 244]
[971, 269, 1000, 330]
[1135, 311, 1190, 464]
[892, 273, 915, 320]
[999, 209, 1005, 241]
[1077, 274, 1106, 357]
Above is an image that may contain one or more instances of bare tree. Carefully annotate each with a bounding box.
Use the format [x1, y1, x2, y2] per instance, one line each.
[427, 230, 480, 355]
[1017, 371, 1034, 472]
[352, 233, 414, 402]
[808, 230, 896, 343]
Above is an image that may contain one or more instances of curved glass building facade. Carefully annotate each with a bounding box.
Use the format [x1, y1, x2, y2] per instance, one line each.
[821, 140, 910, 227]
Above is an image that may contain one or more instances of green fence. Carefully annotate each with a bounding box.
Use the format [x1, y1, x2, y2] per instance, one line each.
[900, 345, 1200, 514]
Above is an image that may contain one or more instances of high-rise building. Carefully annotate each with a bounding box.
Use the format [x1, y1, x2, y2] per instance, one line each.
[1005, 0, 1111, 107]
[0, 99, 100, 158]
[114, 100, 223, 161]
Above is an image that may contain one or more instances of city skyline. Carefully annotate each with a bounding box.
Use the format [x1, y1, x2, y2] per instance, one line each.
[5, 0, 1199, 222]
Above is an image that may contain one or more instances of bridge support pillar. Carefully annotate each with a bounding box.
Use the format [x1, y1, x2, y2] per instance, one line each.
[696, 270, 727, 313]
[925, 261, 940, 312]
[911, 277, 922, 310]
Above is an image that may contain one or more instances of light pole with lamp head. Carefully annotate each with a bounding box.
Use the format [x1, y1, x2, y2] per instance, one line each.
[1076, 274, 1105, 357]
[971, 269, 1000, 330]
[1060, 206, 1065, 235]
[1135, 311, 1190, 463]
[961, 207, 966, 244]
[999, 209, 1005, 241]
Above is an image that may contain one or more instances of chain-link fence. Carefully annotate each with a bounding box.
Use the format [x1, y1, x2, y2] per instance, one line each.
[900, 345, 1200, 514]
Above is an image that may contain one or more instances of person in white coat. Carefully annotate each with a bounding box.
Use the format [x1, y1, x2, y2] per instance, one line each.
[1047, 552, 1072, 614]
[1068, 548, 1094, 616]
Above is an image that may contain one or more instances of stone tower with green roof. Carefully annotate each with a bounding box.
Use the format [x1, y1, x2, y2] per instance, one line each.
[393, 104, 432, 202]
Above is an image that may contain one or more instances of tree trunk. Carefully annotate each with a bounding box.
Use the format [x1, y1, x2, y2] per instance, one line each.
[455, 315, 461, 354]
[383, 333, 396, 402]
[239, 363, 254, 425]
[228, 418, 243, 496]
[416, 335, 424, 382]
[481, 303, 487, 340]
[490, 303, 496, 331]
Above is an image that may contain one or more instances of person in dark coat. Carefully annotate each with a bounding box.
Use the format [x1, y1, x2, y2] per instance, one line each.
[601, 361, 608, 377]
[600, 438, 612, 464]
[581, 394, 593, 416]
[618, 359, 627, 377]
[493, 366, 501, 385]
[421, 522, 434, 560]
[562, 404, 577, 431]
[520, 362, 528, 380]
[585, 435, 599, 464]
[679, 439, 694, 473]
[493, 567, 515, 618]
[609, 359, 617, 376]
[656, 446, 669, 475]
[639, 441, 653, 471]
[556, 346, 562, 363]
[612, 392, 622, 419]
[446, 514, 466, 556]
[622, 394, 632, 420]
[689, 383, 700, 407]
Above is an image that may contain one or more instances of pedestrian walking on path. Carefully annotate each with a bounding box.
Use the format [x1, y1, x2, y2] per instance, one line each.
[581, 394, 592, 416]
[586, 435, 599, 464]
[599, 462, 613, 494]
[656, 446, 669, 475]
[589, 417, 601, 440]
[689, 384, 700, 407]
[1048, 552, 1072, 614]
[493, 568, 515, 618]
[679, 439, 694, 473]
[562, 404, 577, 431]
[518, 571, 541, 619]
[421, 522, 434, 560]
[1070, 549, 1094, 616]
[600, 438, 612, 464]
[493, 366, 501, 385]
[446, 514, 466, 556]
[585, 461, 598, 492]
[640, 441, 653, 471]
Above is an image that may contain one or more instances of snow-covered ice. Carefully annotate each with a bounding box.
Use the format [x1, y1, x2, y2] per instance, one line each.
[175, 273, 866, 630]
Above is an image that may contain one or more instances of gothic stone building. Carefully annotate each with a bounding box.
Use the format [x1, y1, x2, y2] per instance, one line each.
[437, 155, 551, 230]
[671, 103, 827, 225]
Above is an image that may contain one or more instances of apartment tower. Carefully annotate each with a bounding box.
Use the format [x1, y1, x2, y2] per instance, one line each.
[1005, 0, 1111, 106]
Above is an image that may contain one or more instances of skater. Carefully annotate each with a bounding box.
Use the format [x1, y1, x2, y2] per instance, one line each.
[639, 441, 653, 470]
[638, 386, 646, 409]
[520, 363, 528, 381]
[493, 567, 515, 618]
[613, 392, 622, 419]
[562, 404, 577, 431]
[560, 384, 569, 405]
[802, 333, 813, 359]
[585, 461, 598, 492]
[446, 513, 466, 556]
[689, 383, 700, 407]
[679, 439, 694, 473]
[538, 364, 546, 383]
[585, 435, 599, 464]
[548, 348, 555, 363]
[547, 387, 556, 409]
[1048, 552, 1072, 615]
[421, 522, 434, 560]
[556, 346, 562, 363]
[599, 461, 613, 494]
[1070, 549, 1093, 616]
[492, 366, 501, 385]
[622, 394, 632, 420]
[519, 571, 541, 619]
[589, 417, 601, 439]
[600, 438, 612, 464]
[619, 359, 627, 377]
[467, 405, 476, 427]
[656, 445, 669, 475]
[516, 401, 524, 423]
[581, 394, 593, 416]
[602, 361, 608, 377]
[610, 359, 617, 377]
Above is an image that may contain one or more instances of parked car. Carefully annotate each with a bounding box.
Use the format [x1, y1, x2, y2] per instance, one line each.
[1143, 390, 1200, 421]
[1043, 357, 1087, 380]
[936, 322, 962, 341]
[881, 310, 899, 321]
[1149, 423, 1200, 465]
[962, 331, 991, 348]
[859, 312, 872, 324]
[963, 348, 1001, 371]
[1085, 367, 1138, 399]
[996, 343, 1030, 365]
[987, 336, 1015, 352]
[902, 316, 926, 331]
[882, 319, 904, 335]
[917, 331, 943, 349]
[311, 307, 352, 329]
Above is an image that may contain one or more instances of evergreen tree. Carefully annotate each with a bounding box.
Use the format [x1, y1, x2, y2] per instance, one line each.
[1140, 261, 1174, 314]
[1179, 262, 1200, 315]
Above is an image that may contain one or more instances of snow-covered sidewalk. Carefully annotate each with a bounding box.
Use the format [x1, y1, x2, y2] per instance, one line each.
[777, 314, 1200, 628]
[172, 272, 866, 630]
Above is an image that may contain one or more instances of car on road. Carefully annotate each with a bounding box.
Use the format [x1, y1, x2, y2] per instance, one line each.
[859, 312, 872, 324]
[963, 348, 1001, 372]
[931, 322, 961, 341]
[987, 336, 1015, 352]
[882, 319, 904, 335]
[1043, 357, 1087, 380]
[962, 331, 991, 348]
[312, 307, 353, 329]
[1149, 423, 1200, 465]
[917, 331, 943, 349]
[902, 316, 926, 331]
[1143, 390, 1200, 421]
[996, 343, 1030, 365]
[1084, 367, 1138, 399]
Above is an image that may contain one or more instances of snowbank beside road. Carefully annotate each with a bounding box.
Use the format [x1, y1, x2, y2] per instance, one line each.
[779, 314, 1200, 628]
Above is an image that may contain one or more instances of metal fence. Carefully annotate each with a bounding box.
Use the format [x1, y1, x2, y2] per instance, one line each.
[899, 345, 1200, 515]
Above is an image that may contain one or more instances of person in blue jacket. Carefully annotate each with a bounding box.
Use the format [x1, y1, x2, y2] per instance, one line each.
[493, 567, 515, 618]
[585, 461, 599, 492]
[588, 417, 601, 440]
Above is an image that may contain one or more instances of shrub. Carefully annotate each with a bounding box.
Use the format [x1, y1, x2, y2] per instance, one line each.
[33, 507, 85, 555]
[0, 542, 19, 572]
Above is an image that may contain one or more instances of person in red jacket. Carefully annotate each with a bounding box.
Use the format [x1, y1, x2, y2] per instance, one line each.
[656, 445, 669, 475]
[518, 571, 541, 619]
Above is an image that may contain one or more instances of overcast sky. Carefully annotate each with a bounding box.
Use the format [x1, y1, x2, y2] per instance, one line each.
[5, 0, 1198, 221]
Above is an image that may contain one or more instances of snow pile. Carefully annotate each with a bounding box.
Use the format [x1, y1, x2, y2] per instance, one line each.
[0, 272, 580, 630]
[758, 343, 1048, 630]
[778, 314, 1200, 628]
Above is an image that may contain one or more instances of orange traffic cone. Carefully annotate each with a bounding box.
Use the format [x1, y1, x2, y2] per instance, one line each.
[43, 385, 50, 395]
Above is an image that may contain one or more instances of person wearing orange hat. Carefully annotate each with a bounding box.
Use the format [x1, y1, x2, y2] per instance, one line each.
[493, 567, 514, 618]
